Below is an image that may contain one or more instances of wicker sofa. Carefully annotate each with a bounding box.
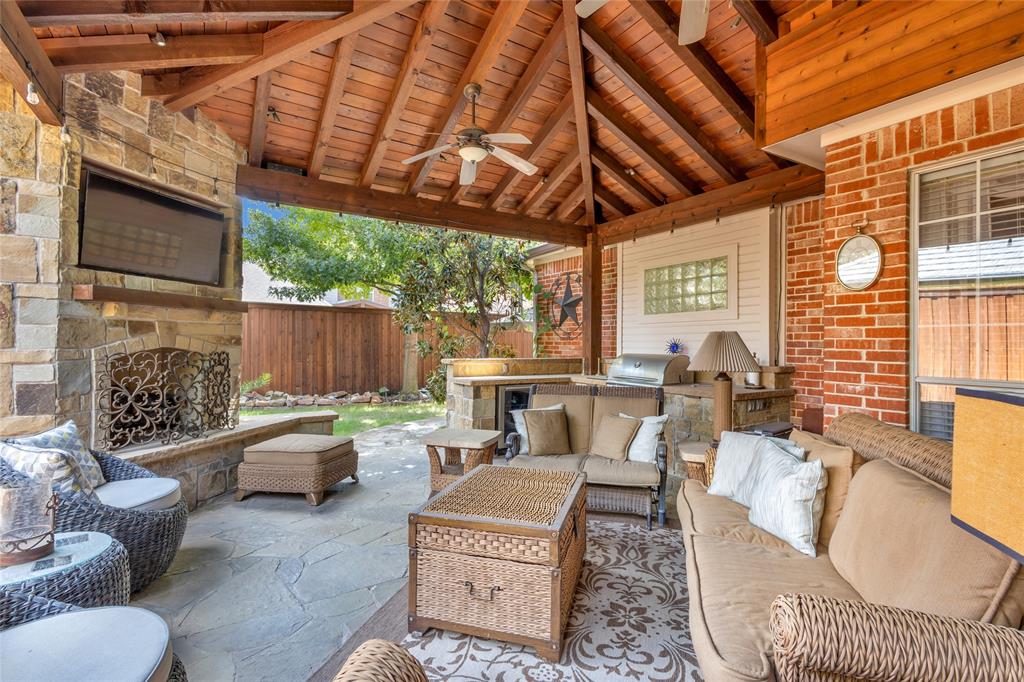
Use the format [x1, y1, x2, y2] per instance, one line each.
[504, 384, 667, 528]
[680, 412, 1024, 682]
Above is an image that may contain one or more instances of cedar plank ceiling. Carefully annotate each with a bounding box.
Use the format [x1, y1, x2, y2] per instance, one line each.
[28, 0, 804, 227]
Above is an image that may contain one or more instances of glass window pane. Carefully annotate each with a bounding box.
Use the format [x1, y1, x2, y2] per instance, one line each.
[920, 163, 975, 221]
[712, 257, 727, 274]
[981, 149, 1024, 212]
[981, 207, 1024, 242]
[918, 384, 957, 441]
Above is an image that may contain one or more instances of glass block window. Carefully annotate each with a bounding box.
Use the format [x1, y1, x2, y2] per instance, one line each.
[644, 256, 728, 314]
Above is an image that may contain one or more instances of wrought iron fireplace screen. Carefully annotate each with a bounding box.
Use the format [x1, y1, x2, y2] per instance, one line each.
[96, 348, 236, 450]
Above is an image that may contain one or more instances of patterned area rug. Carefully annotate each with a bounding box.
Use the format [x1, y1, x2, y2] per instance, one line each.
[403, 521, 702, 681]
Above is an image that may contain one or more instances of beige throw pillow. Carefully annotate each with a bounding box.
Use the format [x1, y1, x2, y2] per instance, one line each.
[511, 402, 564, 455]
[789, 428, 862, 549]
[590, 415, 641, 461]
[523, 409, 570, 456]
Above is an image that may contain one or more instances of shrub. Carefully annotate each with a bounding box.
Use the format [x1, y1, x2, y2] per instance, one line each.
[241, 372, 272, 394]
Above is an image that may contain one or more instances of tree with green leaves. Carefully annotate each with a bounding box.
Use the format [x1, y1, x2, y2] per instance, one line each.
[244, 206, 533, 399]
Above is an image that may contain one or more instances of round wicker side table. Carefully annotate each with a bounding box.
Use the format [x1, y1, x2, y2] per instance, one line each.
[0, 531, 130, 608]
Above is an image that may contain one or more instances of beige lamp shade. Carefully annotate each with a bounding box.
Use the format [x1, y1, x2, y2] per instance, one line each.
[950, 388, 1024, 563]
[688, 331, 760, 373]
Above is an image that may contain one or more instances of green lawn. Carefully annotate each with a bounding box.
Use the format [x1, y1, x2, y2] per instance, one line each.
[240, 402, 444, 438]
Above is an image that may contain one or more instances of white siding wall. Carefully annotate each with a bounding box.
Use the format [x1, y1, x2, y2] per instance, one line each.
[619, 207, 772, 361]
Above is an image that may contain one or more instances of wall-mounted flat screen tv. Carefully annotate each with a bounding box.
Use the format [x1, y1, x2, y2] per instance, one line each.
[78, 168, 225, 286]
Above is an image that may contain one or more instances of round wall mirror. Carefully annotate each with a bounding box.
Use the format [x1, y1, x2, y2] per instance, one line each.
[836, 233, 883, 290]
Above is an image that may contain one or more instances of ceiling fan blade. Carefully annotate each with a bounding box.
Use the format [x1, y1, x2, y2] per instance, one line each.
[575, 0, 608, 18]
[678, 0, 711, 45]
[481, 132, 531, 145]
[489, 146, 539, 176]
[401, 143, 457, 165]
[459, 159, 478, 185]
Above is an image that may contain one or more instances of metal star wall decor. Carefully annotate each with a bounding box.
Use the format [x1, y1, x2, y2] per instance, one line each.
[544, 273, 584, 340]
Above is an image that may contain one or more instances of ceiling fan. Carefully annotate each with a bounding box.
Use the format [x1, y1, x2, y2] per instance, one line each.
[401, 83, 538, 186]
[575, 0, 711, 45]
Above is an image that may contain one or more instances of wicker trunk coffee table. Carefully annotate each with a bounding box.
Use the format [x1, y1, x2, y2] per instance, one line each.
[408, 465, 586, 662]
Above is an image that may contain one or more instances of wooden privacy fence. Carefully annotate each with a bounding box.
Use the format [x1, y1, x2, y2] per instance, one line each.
[242, 303, 533, 395]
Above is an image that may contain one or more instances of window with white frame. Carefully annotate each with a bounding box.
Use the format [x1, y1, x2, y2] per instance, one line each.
[912, 147, 1024, 441]
[643, 256, 728, 315]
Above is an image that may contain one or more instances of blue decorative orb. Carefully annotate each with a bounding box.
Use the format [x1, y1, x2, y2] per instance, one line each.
[666, 338, 684, 355]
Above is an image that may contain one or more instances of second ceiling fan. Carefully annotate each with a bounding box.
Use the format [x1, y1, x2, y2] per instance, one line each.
[401, 83, 538, 186]
[575, 0, 711, 45]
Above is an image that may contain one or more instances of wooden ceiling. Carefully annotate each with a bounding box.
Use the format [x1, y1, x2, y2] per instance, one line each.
[17, 0, 822, 240]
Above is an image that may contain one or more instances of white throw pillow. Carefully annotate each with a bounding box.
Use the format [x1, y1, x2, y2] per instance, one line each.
[707, 431, 804, 504]
[618, 413, 668, 463]
[511, 402, 564, 455]
[746, 439, 828, 557]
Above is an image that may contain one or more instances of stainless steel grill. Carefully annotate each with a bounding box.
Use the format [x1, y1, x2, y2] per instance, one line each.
[607, 354, 692, 387]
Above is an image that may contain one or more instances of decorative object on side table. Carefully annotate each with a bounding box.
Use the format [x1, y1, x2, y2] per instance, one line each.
[688, 331, 761, 440]
[950, 388, 1024, 562]
[0, 531, 130, 607]
[0, 482, 56, 566]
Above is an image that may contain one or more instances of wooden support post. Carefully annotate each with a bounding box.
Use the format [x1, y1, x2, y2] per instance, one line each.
[581, 232, 603, 375]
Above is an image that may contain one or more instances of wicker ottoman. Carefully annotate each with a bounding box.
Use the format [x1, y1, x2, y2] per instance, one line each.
[236, 434, 358, 506]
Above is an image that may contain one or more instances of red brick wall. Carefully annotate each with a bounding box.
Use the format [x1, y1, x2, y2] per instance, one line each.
[819, 85, 1024, 426]
[535, 247, 618, 359]
[785, 197, 825, 427]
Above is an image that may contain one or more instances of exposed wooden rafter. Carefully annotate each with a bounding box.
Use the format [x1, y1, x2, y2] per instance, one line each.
[160, 0, 417, 112]
[307, 36, 355, 178]
[598, 165, 824, 244]
[485, 95, 573, 210]
[235, 165, 588, 246]
[733, 0, 779, 44]
[17, 1, 353, 26]
[358, 0, 450, 188]
[562, 0, 596, 225]
[247, 72, 272, 168]
[552, 181, 587, 222]
[446, 19, 567, 204]
[629, 0, 755, 137]
[44, 33, 262, 73]
[594, 185, 632, 218]
[591, 145, 662, 209]
[580, 18, 744, 184]
[405, 0, 529, 196]
[1, 2, 60, 125]
[519, 150, 580, 216]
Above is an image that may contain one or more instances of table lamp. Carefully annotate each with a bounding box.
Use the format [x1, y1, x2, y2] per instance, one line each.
[950, 388, 1024, 563]
[688, 331, 760, 440]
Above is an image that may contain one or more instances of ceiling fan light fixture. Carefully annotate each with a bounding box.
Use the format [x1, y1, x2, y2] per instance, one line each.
[151, 32, 167, 47]
[458, 144, 488, 164]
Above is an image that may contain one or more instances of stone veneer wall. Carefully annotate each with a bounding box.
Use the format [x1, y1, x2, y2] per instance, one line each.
[0, 71, 246, 447]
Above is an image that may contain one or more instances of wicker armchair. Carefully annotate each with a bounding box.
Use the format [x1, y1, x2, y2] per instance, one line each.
[333, 639, 427, 682]
[770, 592, 1024, 681]
[1, 588, 189, 681]
[0, 452, 188, 593]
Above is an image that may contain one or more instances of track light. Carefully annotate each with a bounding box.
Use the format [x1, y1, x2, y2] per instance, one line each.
[730, 16, 743, 29]
[151, 32, 167, 47]
[25, 83, 40, 105]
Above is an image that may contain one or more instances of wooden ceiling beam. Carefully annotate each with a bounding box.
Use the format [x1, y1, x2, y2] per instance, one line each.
[406, 0, 529, 196]
[160, 0, 416, 112]
[235, 165, 588, 246]
[562, 0, 596, 225]
[17, 1, 353, 25]
[446, 19, 566, 203]
[44, 33, 262, 72]
[598, 165, 823, 244]
[248, 72, 272, 167]
[1, 0, 62, 124]
[358, 0, 450, 188]
[552, 181, 587, 222]
[307, 35, 355, 178]
[629, 0, 755, 138]
[519, 150, 580, 216]
[486, 95, 573, 210]
[594, 185, 632, 219]
[733, 0, 779, 44]
[591, 145, 662, 209]
[585, 88, 701, 197]
[580, 18, 744, 184]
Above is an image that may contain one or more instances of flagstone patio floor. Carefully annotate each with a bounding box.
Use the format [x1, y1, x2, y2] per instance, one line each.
[132, 416, 445, 682]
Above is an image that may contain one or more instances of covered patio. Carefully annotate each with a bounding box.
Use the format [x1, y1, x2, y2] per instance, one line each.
[1, 0, 1023, 680]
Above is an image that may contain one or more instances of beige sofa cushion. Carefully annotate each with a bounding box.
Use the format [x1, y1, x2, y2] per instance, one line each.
[789, 428, 861, 549]
[533, 394, 593, 454]
[508, 454, 586, 474]
[687, 534, 861, 682]
[677, 479, 794, 553]
[582, 456, 659, 487]
[590, 396, 658, 448]
[829, 459, 1024, 626]
[589, 415, 640, 461]
[524, 409, 570, 456]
